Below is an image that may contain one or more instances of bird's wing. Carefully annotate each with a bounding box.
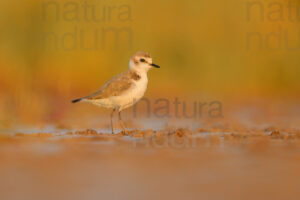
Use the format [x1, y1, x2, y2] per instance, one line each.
[84, 71, 135, 100]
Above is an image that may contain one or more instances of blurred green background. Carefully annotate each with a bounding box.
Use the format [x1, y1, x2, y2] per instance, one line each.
[0, 0, 299, 125]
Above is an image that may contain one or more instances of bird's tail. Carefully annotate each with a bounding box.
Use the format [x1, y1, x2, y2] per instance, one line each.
[71, 98, 82, 103]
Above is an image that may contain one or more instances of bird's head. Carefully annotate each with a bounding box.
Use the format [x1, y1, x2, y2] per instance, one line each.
[129, 51, 160, 73]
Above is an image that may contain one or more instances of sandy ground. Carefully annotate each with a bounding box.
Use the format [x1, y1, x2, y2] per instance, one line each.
[0, 121, 300, 200]
[0, 100, 300, 200]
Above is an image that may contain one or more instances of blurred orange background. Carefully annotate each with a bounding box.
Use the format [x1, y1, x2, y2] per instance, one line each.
[0, 0, 300, 128]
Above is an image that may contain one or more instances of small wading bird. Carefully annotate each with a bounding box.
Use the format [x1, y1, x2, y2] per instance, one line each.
[71, 51, 160, 134]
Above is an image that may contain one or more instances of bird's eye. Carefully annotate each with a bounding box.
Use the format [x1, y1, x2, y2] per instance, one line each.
[140, 58, 146, 62]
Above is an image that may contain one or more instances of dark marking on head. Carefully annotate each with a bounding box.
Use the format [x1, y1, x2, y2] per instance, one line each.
[133, 58, 139, 65]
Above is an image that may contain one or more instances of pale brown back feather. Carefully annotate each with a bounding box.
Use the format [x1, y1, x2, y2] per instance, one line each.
[84, 70, 140, 100]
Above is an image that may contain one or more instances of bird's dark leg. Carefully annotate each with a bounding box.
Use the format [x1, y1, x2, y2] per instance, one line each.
[118, 111, 129, 135]
[110, 109, 115, 134]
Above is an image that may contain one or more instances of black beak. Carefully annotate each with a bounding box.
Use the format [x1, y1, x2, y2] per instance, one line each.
[151, 63, 160, 68]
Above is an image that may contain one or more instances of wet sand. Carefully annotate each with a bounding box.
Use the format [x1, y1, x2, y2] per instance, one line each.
[1, 123, 300, 200]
